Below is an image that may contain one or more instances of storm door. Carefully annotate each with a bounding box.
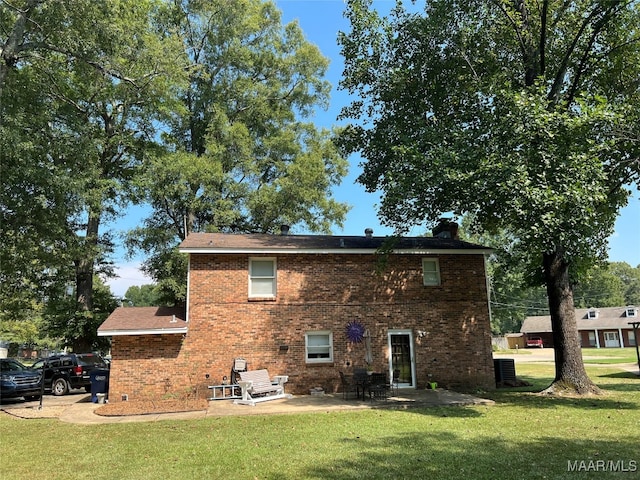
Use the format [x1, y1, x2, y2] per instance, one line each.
[388, 330, 416, 389]
[604, 331, 620, 348]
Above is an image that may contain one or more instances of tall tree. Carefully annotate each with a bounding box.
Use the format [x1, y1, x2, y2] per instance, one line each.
[609, 262, 640, 305]
[123, 284, 162, 307]
[339, 0, 640, 394]
[1, 0, 187, 349]
[127, 0, 349, 305]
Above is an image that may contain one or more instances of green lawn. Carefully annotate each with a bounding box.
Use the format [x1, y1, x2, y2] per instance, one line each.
[582, 347, 640, 364]
[2, 363, 638, 480]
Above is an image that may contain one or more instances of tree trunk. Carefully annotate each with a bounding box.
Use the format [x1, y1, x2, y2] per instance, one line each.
[73, 212, 100, 351]
[542, 249, 601, 395]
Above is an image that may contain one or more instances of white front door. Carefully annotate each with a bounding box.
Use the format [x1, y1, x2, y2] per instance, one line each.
[604, 332, 620, 348]
[388, 330, 416, 389]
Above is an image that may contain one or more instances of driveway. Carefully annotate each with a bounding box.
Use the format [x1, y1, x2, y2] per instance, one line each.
[0, 388, 90, 412]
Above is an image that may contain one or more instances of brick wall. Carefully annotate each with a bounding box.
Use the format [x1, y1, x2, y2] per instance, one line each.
[108, 252, 495, 401]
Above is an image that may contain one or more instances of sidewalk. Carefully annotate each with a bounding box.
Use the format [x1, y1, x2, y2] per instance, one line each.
[2, 389, 495, 425]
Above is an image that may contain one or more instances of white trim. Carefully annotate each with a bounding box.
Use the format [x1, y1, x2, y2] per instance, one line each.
[249, 257, 277, 298]
[185, 255, 191, 322]
[180, 247, 492, 255]
[484, 255, 493, 332]
[387, 329, 416, 389]
[305, 331, 333, 363]
[422, 258, 441, 286]
[97, 328, 188, 336]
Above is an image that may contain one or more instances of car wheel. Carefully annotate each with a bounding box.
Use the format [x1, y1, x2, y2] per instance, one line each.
[52, 378, 69, 396]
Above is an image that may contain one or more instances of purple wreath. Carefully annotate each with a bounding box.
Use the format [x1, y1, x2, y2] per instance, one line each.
[345, 321, 366, 343]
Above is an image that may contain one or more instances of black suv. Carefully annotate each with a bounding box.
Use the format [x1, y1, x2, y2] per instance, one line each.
[31, 353, 107, 396]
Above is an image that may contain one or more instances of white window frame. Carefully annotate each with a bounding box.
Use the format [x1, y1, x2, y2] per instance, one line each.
[626, 306, 637, 318]
[305, 331, 333, 364]
[629, 330, 636, 347]
[249, 257, 276, 298]
[587, 308, 598, 319]
[422, 258, 441, 286]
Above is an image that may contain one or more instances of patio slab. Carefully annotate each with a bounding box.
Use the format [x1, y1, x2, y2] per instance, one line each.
[1, 388, 493, 424]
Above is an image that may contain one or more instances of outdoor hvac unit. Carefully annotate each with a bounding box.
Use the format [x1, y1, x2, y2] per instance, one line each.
[494, 358, 516, 384]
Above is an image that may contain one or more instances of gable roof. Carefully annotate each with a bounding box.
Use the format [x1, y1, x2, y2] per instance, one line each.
[521, 306, 639, 333]
[98, 306, 187, 336]
[178, 232, 492, 255]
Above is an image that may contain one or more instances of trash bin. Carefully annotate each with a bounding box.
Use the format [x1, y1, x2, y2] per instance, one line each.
[90, 369, 110, 403]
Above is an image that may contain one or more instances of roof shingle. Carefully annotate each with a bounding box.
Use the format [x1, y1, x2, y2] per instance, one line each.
[98, 306, 187, 336]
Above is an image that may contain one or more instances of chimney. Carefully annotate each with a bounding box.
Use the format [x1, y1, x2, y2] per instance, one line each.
[433, 218, 459, 239]
[364, 228, 374, 238]
[280, 225, 290, 235]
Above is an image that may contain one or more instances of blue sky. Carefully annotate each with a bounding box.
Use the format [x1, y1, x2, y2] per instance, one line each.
[105, 0, 639, 296]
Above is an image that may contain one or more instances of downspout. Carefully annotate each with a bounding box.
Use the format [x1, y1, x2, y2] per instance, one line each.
[185, 254, 191, 323]
[484, 255, 493, 333]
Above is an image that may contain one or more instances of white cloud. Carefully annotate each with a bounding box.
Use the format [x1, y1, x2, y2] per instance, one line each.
[106, 263, 153, 298]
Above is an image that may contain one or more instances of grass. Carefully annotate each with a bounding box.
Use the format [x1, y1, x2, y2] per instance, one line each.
[2, 363, 639, 480]
[581, 347, 640, 364]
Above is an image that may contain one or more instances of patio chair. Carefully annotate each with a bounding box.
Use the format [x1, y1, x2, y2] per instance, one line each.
[353, 368, 370, 400]
[230, 357, 247, 385]
[391, 369, 400, 396]
[339, 371, 358, 400]
[368, 372, 390, 401]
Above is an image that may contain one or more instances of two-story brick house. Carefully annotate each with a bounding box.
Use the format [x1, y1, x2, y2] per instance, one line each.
[99, 228, 495, 401]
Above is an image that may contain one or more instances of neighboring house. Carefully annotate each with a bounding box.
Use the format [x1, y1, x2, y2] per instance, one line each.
[99, 226, 495, 401]
[521, 306, 639, 348]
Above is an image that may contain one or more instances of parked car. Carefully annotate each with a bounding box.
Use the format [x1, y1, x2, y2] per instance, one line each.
[526, 336, 544, 348]
[31, 353, 107, 396]
[0, 358, 42, 401]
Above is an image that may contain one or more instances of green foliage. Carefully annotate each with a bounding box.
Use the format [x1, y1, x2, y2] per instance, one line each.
[339, 0, 640, 275]
[609, 261, 640, 305]
[339, 2, 639, 390]
[1, 0, 188, 346]
[126, 0, 349, 304]
[462, 217, 640, 333]
[123, 284, 162, 307]
[44, 276, 117, 352]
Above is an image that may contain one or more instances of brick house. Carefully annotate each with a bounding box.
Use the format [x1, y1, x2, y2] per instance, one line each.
[521, 306, 639, 348]
[99, 228, 495, 401]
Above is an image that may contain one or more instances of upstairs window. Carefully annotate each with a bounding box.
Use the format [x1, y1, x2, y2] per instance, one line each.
[305, 331, 333, 363]
[422, 258, 441, 286]
[249, 258, 276, 298]
[626, 306, 637, 318]
[587, 308, 598, 319]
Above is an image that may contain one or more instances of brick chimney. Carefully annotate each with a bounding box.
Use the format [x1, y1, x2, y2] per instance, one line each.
[432, 218, 459, 239]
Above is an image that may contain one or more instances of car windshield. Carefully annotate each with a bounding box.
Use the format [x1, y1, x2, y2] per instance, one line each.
[0, 359, 28, 372]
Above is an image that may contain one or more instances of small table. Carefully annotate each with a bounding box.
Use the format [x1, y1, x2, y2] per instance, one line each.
[208, 384, 241, 400]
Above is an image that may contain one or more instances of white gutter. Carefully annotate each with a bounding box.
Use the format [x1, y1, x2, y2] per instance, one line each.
[97, 327, 188, 336]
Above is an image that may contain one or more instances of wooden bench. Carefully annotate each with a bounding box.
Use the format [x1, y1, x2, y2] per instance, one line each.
[233, 369, 292, 406]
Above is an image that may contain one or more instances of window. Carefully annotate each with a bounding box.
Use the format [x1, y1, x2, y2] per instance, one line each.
[626, 306, 637, 318]
[249, 258, 276, 298]
[629, 331, 636, 347]
[588, 331, 597, 347]
[422, 258, 441, 286]
[305, 331, 333, 363]
[587, 308, 598, 319]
